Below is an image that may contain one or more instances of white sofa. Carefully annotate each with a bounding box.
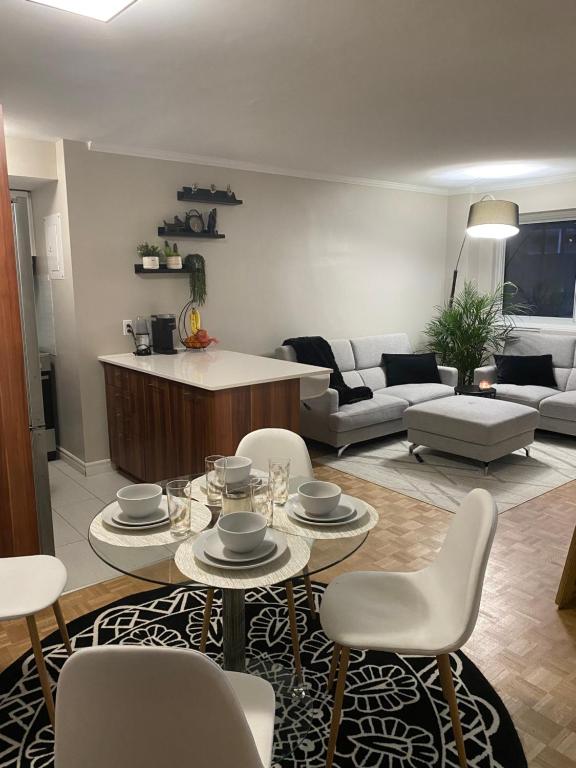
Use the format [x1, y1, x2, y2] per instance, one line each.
[474, 332, 576, 436]
[276, 334, 457, 451]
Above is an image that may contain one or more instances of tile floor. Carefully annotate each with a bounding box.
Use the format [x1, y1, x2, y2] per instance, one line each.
[49, 459, 135, 592]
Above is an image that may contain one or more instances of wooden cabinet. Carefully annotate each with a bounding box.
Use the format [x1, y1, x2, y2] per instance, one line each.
[102, 363, 300, 482]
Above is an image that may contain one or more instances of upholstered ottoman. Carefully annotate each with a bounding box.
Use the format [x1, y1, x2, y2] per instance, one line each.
[404, 396, 539, 473]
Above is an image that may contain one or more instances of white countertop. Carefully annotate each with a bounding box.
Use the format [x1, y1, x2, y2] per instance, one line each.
[98, 349, 331, 391]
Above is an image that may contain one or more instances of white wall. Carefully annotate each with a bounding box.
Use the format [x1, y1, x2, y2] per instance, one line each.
[7, 137, 57, 189]
[58, 140, 448, 463]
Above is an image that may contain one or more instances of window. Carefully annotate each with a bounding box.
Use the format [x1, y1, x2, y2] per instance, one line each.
[503, 215, 576, 319]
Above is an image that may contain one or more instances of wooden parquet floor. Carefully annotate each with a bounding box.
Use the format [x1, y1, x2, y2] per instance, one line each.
[0, 466, 575, 766]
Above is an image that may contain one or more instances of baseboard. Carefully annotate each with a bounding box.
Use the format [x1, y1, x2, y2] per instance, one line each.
[57, 446, 113, 477]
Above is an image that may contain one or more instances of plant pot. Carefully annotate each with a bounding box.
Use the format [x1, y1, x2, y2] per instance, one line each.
[166, 255, 183, 270]
[142, 256, 160, 270]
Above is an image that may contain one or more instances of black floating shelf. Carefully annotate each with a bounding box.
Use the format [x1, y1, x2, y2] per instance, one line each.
[134, 264, 194, 275]
[157, 228, 225, 239]
[177, 187, 243, 205]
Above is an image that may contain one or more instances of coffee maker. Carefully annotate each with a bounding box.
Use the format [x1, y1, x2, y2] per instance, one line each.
[151, 314, 177, 354]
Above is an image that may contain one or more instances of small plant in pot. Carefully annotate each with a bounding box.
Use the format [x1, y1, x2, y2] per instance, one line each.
[163, 241, 182, 270]
[425, 281, 527, 387]
[137, 242, 161, 270]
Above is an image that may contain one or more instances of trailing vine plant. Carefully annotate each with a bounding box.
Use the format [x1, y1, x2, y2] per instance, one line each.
[184, 253, 206, 305]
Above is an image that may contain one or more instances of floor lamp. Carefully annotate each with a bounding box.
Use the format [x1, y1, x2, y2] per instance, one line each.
[449, 195, 520, 305]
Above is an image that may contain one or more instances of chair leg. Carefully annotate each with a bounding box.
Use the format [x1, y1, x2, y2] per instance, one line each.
[52, 600, 73, 656]
[326, 646, 349, 768]
[200, 587, 215, 653]
[327, 642, 341, 693]
[303, 568, 316, 618]
[285, 581, 303, 681]
[26, 614, 55, 727]
[436, 654, 467, 768]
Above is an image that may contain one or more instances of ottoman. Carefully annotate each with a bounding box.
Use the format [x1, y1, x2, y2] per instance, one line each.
[404, 396, 539, 473]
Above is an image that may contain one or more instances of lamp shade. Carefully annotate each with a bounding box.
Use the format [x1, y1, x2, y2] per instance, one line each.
[466, 199, 519, 239]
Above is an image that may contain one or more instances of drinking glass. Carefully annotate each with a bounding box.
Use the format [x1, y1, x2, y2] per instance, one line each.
[166, 480, 192, 537]
[205, 455, 225, 505]
[250, 479, 274, 527]
[269, 457, 290, 505]
[221, 481, 252, 516]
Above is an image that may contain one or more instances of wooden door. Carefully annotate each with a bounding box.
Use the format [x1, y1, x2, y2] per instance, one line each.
[142, 375, 176, 481]
[0, 105, 40, 555]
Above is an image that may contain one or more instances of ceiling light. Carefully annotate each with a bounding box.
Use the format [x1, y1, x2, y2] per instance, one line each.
[27, 0, 137, 22]
[466, 199, 520, 240]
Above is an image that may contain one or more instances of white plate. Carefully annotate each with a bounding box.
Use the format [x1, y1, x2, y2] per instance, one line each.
[287, 494, 365, 526]
[204, 531, 277, 563]
[193, 528, 288, 570]
[104, 498, 169, 531]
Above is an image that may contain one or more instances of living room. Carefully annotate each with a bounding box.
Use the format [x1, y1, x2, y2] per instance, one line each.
[0, 2, 575, 767]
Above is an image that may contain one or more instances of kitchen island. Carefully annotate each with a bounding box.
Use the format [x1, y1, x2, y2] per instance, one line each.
[99, 350, 330, 481]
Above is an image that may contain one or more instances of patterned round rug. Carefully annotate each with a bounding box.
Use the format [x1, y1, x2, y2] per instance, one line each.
[0, 583, 526, 768]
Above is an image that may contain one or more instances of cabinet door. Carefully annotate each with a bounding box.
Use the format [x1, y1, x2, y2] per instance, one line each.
[172, 383, 210, 475]
[121, 371, 145, 480]
[142, 376, 177, 481]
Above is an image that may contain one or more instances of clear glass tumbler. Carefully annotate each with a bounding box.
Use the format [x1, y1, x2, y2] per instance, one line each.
[250, 479, 274, 527]
[205, 455, 225, 505]
[166, 479, 192, 537]
[221, 480, 252, 516]
[269, 457, 290, 505]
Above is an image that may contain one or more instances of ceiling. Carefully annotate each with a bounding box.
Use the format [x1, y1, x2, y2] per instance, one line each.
[2, 0, 576, 192]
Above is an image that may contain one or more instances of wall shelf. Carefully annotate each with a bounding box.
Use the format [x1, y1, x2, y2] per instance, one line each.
[157, 228, 225, 239]
[134, 264, 194, 275]
[177, 187, 243, 206]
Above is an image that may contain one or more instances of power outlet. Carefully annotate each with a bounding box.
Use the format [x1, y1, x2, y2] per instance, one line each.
[122, 320, 133, 336]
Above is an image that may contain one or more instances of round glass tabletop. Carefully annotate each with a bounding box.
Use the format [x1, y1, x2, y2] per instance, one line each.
[88, 474, 369, 587]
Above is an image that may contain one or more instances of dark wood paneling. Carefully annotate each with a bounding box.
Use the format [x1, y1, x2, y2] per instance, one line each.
[0, 105, 40, 555]
[250, 379, 300, 432]
[103, 364, 303, 481]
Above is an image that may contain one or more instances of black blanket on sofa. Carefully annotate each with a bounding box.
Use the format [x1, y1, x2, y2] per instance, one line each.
[283, 336, 373, 406]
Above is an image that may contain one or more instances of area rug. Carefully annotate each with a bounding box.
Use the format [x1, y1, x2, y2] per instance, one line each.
[0, 583, 525, 767]
[316, 431, 576, 513]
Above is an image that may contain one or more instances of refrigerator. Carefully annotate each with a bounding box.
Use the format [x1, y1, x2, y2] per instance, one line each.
[11, 192, 55, 555]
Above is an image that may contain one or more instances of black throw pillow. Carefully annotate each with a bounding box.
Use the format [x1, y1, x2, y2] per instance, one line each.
[494, 354, 557, 387]
[381, 352, 441, 386]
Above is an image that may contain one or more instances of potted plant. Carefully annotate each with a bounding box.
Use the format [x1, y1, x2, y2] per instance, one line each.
[425, 281, 526, 387]
[137, 242, 161, 270]
[163, 241, 182, 270]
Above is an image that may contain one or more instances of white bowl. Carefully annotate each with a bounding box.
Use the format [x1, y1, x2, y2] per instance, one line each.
[217, 511, 267, 553]
[116, 484, 163, 519]
[297, 481, 342, 517]
[215, 456, 253, 485]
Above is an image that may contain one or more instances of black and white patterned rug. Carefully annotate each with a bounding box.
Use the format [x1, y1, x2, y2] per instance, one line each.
[1, 583, 526, 768]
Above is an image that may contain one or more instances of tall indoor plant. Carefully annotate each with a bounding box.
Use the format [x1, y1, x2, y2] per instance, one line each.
[425, 282, 525, 386]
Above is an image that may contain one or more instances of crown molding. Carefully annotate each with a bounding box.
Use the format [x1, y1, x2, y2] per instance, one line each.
[87, 141, 446, 195]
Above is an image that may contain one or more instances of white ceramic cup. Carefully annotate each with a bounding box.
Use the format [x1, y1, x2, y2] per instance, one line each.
[116, 484, 163, 519]
[217, 511, 267, 553]
[297, 480, 342, 517]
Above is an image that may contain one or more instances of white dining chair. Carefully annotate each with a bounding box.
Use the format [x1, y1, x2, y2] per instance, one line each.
[55, 645, 276, 768]
[0, 554, 72, 725]
[236, 427, 314, 478]
[320, 488, 498, 768]
[236, 427, 317, 616]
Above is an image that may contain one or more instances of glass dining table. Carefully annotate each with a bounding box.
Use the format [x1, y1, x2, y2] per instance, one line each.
[88, 473, 376, 761]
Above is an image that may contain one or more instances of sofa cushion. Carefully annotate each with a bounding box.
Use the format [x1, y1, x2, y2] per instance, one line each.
[328, 339, 356, 372]
[505, 333, 576, 368]
[328, 393, 408, 433]
[404, 396, 539, 445]
[382, 353, 441, 386]
[341, 370, 365, 389]
[494, 384, 558, 407]
[495, 354, 557, 387]
[554, 368, 570, 391]
[359, 366, 387, 391]
[383, 383, 454, 405]
[351, 334, 411, 370]
[539, 390, 576, 422]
